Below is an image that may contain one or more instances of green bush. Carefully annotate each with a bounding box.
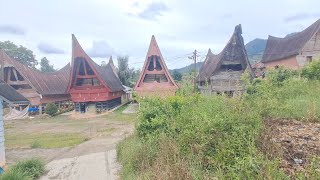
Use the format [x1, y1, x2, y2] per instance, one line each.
[118, 69, 320, 179]
[301, 60, 320, 80]
[45, 103, 58, 116]
[0, 158, 45, 180]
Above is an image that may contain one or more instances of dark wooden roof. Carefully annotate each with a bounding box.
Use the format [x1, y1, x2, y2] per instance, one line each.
[69, 35, 124, 92]
[0, 49, 71, 95]
[198, 24, 253, 81]
[0, 80, 29, 104]
[262, 19, 320, 63]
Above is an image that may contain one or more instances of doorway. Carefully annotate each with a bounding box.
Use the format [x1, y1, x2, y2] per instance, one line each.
[80, 103, 86, 113]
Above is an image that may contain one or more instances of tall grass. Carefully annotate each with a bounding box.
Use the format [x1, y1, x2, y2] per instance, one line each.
[117, 62, 320, 179]
[0, 158, 45, 180]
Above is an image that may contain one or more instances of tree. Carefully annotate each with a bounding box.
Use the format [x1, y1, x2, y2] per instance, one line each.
[117, 56, 130, 86]
[45, 103, 58, 116]
[40, 57, 56, 72]
[0, 41, 38, 68]
[172, 70, 182, 81]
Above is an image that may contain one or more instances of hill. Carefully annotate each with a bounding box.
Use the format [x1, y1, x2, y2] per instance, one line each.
[245, 38, 267, 64]
[170, 62, 203, 74]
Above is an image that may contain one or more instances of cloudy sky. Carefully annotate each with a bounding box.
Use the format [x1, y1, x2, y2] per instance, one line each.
[0, 0, 319, 70]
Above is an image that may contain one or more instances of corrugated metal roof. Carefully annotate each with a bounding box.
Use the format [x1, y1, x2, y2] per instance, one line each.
[0, 80, 29, 104]
[0, 50, 70, 95]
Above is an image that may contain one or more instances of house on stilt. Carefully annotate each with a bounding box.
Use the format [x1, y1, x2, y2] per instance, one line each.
[134, 35, 178, 96]
[68, 35, 124, 113]
[0, 49, 70, 113]
[197, 24, 254, 96]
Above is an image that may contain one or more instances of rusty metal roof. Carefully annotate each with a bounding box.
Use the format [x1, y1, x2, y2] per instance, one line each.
[0, 49, 71, 95]
[262, 19, 320, 63]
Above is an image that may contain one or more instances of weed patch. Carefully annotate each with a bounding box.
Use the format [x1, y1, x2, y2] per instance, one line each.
[5, 133, 88, 149]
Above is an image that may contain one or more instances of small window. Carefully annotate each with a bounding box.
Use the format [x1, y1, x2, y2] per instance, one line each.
[307, 56, 312, 63]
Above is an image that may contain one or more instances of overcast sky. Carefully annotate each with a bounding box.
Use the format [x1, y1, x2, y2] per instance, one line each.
[0, 0, 319, 70]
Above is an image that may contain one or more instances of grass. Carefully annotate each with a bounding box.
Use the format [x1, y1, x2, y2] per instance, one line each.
[5, 133, 88, 149]
[117, 65, 320, 179]
[97, 127, 117, 134]
[0, 158, 45, 180]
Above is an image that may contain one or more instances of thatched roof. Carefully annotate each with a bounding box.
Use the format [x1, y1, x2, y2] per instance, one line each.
[198, 24, 253, 82]
[262, 19, 320, 63]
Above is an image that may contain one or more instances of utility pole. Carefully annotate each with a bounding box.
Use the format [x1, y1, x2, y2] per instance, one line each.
[188, 50, 198, 92]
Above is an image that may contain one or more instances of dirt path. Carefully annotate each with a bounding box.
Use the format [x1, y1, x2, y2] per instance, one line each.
[40, 121, 133, 180]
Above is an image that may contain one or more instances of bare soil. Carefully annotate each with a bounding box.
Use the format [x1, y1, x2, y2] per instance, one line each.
[263, 119, 320, 176]
[5, 104, 137, 180]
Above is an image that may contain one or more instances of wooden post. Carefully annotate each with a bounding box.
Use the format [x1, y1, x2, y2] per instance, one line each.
[39, 105, 42, 114]
[0, 99, 6, 168]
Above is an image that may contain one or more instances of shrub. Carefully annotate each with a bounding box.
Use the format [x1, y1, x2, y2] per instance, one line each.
[30, 140, 41, 148]
[301, 60, 320, 80]
[0, 170, 31, 180]
[45, 103, 58, 116]
[0, 158, 45, 180]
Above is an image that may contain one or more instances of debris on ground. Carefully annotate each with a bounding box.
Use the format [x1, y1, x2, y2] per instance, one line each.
[263, 119, 320, 176]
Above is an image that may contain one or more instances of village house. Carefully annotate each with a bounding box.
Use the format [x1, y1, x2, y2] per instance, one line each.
[0, 49, 70, 113]
[134, 35, 178, 96]
[261, 19, 320, 69]
[197, 24, 254, 96]
[67, 35, 124, 113]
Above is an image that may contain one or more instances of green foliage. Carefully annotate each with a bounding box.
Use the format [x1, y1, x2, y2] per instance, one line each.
[30, 140, 41, 148]
[46, 103, 58, 116]
[117, 56, 140, 87]
[301, 60, 320, 80]
[266, 66, 299, 86]
[118, 95, 288, 179]
[171, 69, 182, 81]
[40, 57, 56, 72]
[0, 41, 38, 68]
[118, 65, 320, 179]
[45, 103, 58, 116]
[0, 158, 45, 180]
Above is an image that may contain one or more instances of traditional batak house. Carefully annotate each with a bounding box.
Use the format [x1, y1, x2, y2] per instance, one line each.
[0, 49, 70, 113]
[261, 19, 320, 69]
[134, 35, 178, 96]
[68, 35, 124, 113]
[197, 24, 253, 96]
